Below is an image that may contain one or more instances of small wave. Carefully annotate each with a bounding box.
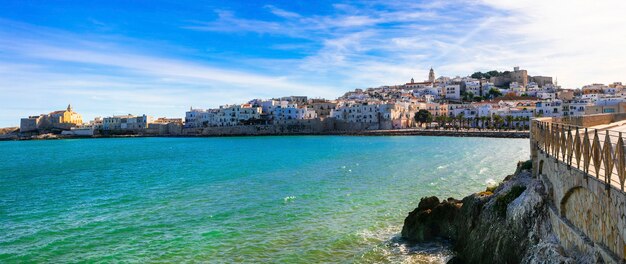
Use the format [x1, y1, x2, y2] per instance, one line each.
[486, 179, 498, 188]
[355, 227, 454, 264]
[283, 196, 296, 203]
[437, 165, 448, 170]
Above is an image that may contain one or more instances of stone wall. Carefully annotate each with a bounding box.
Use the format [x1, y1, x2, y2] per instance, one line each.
[535, 151, 626, 262]
[554, 113, 626, 127]
[554, 114, 614, 127]
[180, 119, 397, 136]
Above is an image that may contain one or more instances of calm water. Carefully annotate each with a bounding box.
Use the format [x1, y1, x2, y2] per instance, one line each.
[0, 136, 529, 263]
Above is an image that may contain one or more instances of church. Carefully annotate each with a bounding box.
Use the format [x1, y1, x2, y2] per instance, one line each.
[20, 104, 83, 132]
[405, 68, 436, 89]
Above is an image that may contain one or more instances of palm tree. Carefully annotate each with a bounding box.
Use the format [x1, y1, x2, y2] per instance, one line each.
[446, 116, 454, 129]
[493, 115, 504, 130]
[505, 115, 514, 130]
[474, 115, 480, 129]
[457, 113, 465, 130]
[513, 116, 521, 130]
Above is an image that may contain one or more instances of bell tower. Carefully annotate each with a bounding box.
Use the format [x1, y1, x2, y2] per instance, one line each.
[428, 67, 435, 83]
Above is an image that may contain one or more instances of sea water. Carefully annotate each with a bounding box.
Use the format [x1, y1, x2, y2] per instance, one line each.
[0, 136, 529, 263]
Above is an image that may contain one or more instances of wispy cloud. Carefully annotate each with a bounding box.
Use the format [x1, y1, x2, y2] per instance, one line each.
[1, 0, 626, 127]
[0, 20, 337, 126]
[264, 5, 301, 19]
[183, 0, 626, 89]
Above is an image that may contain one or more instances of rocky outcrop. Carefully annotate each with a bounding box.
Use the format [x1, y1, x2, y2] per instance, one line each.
[401, 162, 577, 263]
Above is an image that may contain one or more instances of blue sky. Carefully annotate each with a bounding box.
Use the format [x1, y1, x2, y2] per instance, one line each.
[1, 0, 625, 126]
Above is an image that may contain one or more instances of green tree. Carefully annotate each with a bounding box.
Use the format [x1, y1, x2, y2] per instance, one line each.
[471, 72, 484, 79]
[436, 115, 446, 129]
[457, 112, 465, 130]
[486, 70, 501, 78]
[505, 115, 514, 130]
[463, 92, 475, 102]
[493, 115, 504, 130]
[446, 116, 454, 129]
[488, 88, 503, 99]
[480, 116, 488, 130]
[414, 110, 433, 128]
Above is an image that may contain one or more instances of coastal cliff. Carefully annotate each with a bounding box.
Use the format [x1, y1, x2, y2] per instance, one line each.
[401, 162, 579, 263]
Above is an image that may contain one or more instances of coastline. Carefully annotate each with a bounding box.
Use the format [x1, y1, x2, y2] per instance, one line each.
[0, 129, 529, 141]
[400, 161, 577, 263]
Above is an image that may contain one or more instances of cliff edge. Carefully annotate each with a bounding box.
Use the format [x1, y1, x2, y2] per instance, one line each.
[401, 162, 579, 264]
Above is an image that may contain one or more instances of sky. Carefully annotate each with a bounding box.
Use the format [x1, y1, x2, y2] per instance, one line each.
[1, 0, 625, 127]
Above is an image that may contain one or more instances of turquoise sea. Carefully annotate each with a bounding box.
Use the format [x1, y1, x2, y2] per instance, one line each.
[0, 136, 529, 263]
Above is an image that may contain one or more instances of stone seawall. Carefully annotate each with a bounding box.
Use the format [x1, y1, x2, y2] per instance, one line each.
[343, 129, 528, 138]
[536, 151, 625, 262]
[400, 159, 625, 263]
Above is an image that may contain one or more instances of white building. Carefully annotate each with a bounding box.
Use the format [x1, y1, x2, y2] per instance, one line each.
[444, 84, 461, 100]
[562, 99, 593, 116]
[465, 81, 481, 96]
[331, 103, 393, 123]
[185, 108, 216, 128]
[535, 100, 563, 117]
[537, 91, 556, 100]
[213, 104, 262, 126]
[510, 82, 525, 93]
[103, 114, 153, 131]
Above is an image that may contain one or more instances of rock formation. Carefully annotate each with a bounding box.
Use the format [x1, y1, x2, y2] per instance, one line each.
[401, 162, 578, 263]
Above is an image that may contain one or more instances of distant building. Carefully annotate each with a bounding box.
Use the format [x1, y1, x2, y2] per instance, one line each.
[465, 80, 482, 96]
[308, 99, 337, 119]
[490, 66, 528, 88]
[20, 104, 83, 132]
[556, 90, 575, 101]
[20, 115, 43, 132]
[443, 84, 461, 100]
[529, 76, 553, 87]
[585, 102, 626, 115]
[536, 100, 563, 117]
[562, 99, 592, 116]
[428, 67, 435, 83]
[103, 114, 153, 131]
[582, 84, 605, 95]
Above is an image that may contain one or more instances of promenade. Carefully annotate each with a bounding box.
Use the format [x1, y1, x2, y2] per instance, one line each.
[338, 128, 529, 138]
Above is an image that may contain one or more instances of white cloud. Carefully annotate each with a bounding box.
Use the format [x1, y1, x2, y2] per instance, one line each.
[2, 1, 626, 126]
[0, 22, 338, 126]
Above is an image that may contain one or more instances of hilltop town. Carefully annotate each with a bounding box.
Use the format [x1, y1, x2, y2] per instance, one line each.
[7, 66, 625, 139]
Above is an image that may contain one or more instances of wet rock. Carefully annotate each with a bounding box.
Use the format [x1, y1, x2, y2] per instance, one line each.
[401, 197, 461, 242]
[401, 162, 576, 263]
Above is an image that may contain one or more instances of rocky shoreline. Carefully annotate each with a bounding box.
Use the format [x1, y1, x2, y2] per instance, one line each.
[400, 162, 581, 264]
